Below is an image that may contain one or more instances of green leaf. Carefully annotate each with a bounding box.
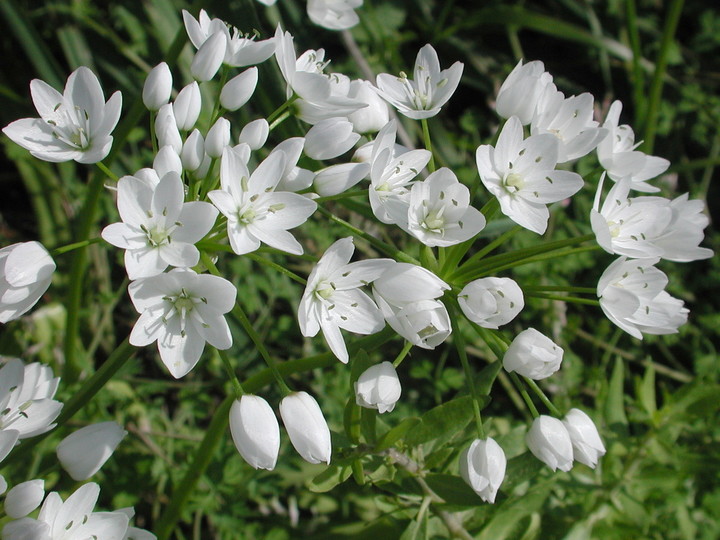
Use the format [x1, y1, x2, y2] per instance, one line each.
[343, 396, 362, 445]
[399, 509, 428, 540]
[476, 361, 503, 396]
[406, 395, 487, 446]
[361, 407, 377, 445]
[424, 474, 480, 507]
[308, 465, 352, 493]
[637, 363, 657, 419]
[502, 452, 543, 492]
[375, 417, 421, 452]
[604, 356, 628, 431]
[477, 481, 553, 540]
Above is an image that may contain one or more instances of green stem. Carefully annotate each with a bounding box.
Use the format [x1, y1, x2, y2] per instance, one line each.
[523, 285, 596, 294]
[96, 161, 118, 182]
[245, 253, 306, 285]
[523, 377, 562, 417]
[479, 197, 500, 220]
[314, 190, 367, 204]
[421, 118, 436, 172]
[217, 349, 244, 397]
[269, 109, 291, 131]
[150, 110, 158, 155]
[267, 94, 299, 124]
[525, 292, 600, 306]
[456, 225, 523, 271]
[625, 0, 645, 127]
[509, 372, 540, 418]
[393, 341, 413, 367]
[51, 237, 103, 256]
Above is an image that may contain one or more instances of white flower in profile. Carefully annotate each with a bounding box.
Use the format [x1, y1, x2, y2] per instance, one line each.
[298, 237, 390, 363]
[279, 391, 332, 465]
[229, 395, 280, 470]
[56, 421, 127, 480]
[597, 257, 688, 339]
[313, 162, 370, 197]
[495, 59, 553, 125]
[375, 44, 463, 120]
[102, 171, 218, 279]
[0, 241, 56, 323]
[476, 116, 584, 234]
[305, 118, 360, 160]
[1, 482, 130, 540]
[3, 66, 122, 163]
[354, 361, 401, 413]
[458, 277, 524, 329]
[368, 120, 431, 225]
[526, 415, 574, 472]
[459, 437, 506, 503]
[503, 328, 563, 380]
[562, 408, 606, 469]
[307, 0, 363, 30]
[347, 79, 390, 134]
[649, 193, 714, 263]
[531, 84, 607, 163]
[596, 100, 669, 192]
[590, 176, 671, 259]
[0, 358, 62, 440]
[128, 269, 236, 378]
[208, 147, 317, 256]
[401, 167, 486, 247]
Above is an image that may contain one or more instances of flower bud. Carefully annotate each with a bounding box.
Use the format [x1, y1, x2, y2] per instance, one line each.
[220, 68, 259, 111]
[458, 277, 524, 329]
[562, 408, 606, 468]
[143, 62, 172, 111]
[239, 119, 270, 151]
[155, 103, 182, 154]
[526, 415, 573, 472]
[173, 82, 202, 131]
[0, 241, 56, 323]
[313, 162, 369, 196]
[496, 60, 553, 125]
[153, 145, 183, 178]
[377, 297, 452, 349]
[305, 118, 360, 160]
[229, 395, 280, 470]
[4, 479, 44, 519]
[279, 391, 332, 465]
[0, 476, 6, 496]
[347, 79, 389, 134]
[205, 117, 231, 158]
[503, 328, 563, 380]
[355, 362, 401, 413]
[181, 129, 205, 172]
[56, 421, 127, 480]
[191, 31, 227, 82]
[459, 438, 506, 503]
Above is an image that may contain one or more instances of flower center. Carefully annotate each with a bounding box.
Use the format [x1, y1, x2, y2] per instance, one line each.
[504, 173, 524, 193]
[422, 206, 446, 233]
[47, 103, 92, 150]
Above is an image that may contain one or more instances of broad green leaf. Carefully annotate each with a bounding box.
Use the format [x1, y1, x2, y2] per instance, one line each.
[406, 395, 488, 446]
[361, 408, 377, 445]
[502, 452, 543, 492]
[637, 363, 656, 419]
[399, 508, 428, 540]
[476, 360, 503, 396]
[477, 482, 553, 540]
[375, 417, 421, 452]
[308, 465, 352, 493]
[344, 396, 362, 444]
[424, 474, 479, 507]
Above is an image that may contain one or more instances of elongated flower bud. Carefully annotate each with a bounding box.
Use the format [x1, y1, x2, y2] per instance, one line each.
[239, 119, 269, 151]
[205, 117, 231, 158]
[56, 421, 127, 480]
[279, 392, 332, 465]
[4, 479, 44, 519]
[143, 62, 172, 111]
[459, 438, 506, 503]
[173, 82, 202, 131]
[191, 31, 227, 81]
[181, 129, 205, 171]
[0, 241, 56, 323]
[155, 103, 182, 154]
[220, 68, 259, 111]
[229, 395, 281, 470]
[305, 118, 360, 160]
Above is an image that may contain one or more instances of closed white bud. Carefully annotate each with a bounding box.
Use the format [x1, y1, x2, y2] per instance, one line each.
[313, 162, 369, 196]
[192, 153, 213, 179]
[503, 328, 563, 380]
[173, 82, 202, 131]
[355, 361, 401, 413]
[496, 60, 553, 125]
[0, 241, 56, 323]
[220, 67, 259, 111]
[238, 119, 269, 151]
[153, 145, 183, 178]
[347, 79, 389, 134]
[526, 415, 573, 472]
[56, 421, 127, 480]
[229, 395, 280, 470]
[143, 62, 172, 111]
[459, 438, 506, 503]
[458, 277, 524, 329]
[562, 408, 606, 468]
[305, 118, 360, 160]
[191, 31, 227, 81]
[205, 117, 231, 158]
[279, 391, 332, 465]
[181, 129, 205, 171]
[4, 479, 44, 519]
[155, 103, 182, 154]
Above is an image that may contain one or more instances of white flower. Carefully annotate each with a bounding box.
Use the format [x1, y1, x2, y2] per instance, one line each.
[56, 421, 127, 481]
[459, 438, 506, 503]
[208, 147, 317, 256]
[101, 171, 218, 279]
[562, 408, 606, 469]
[0, 241, 56, 323]
[1, 483, 130, 540]
[401, 167, 486, 247]
[190, 31, 227, 81]
[368, 120, 430, 225]
[220, 68, 258, 111]
[279, 391, 332, 465]
[3, 66, 122, 163]
[304, 118, 360, 160]
[530, 85, 607, 163]
[347, 79, 390, 134]
[372, 262, 452, 349]
[155, 104, 182, 154]
[495, 59, 553, 125]
[307, 0, 363, 30]
[0, 358, 62, 440]
[597, 257, 688, 339]
[128, 269, 236, 378]
[354, 361, 401, 413]
[458, 277, 524, 329]
[173, 82, 202, 131]
[374, 44, 463, 120]
[503, 328, 563, 380]
[229, 395, 280, 470]
[298, 237, 390, 363]
[648, 193, 714, 262]
[596, 100, 669, 192]
[476, 116, 584, 234]
[526, 415, 573, 472]
[142, 62, 172, 111]
[4, 480, 45, 519]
